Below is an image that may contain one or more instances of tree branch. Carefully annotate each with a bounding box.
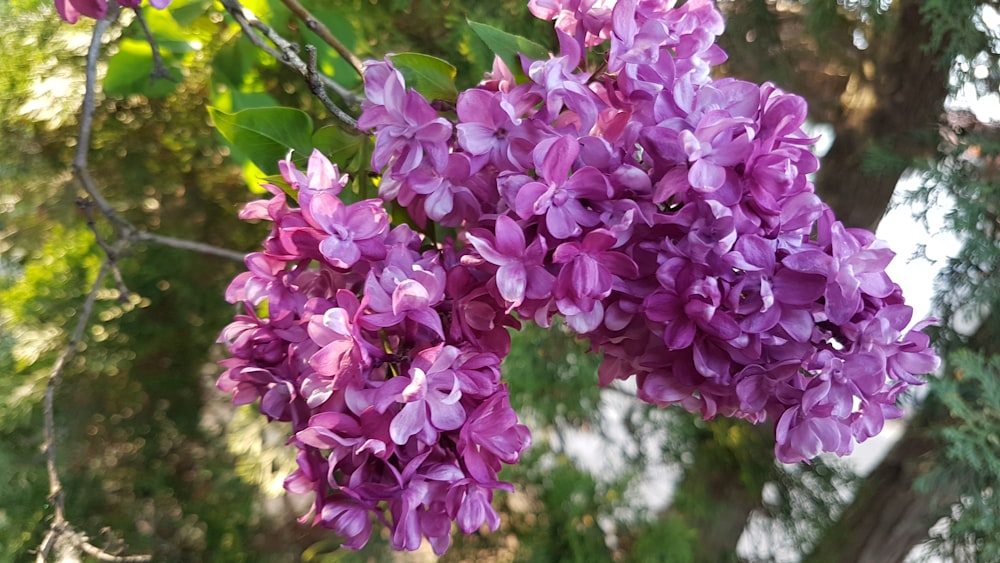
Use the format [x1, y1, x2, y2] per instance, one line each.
[66, 7, 245, 264]
[303, 44, 349, 125]
[219, 0, 360, 126]
[80, 539, 153, 562]
[73, 6, 133, 234]
[37, 262, 110, 563]
[79, 198, 132, 300]
[135, 232, 247, 262]
[277, 0, 364, 77]
[35, 5, 250, 559]
[132, 7, 174, 82]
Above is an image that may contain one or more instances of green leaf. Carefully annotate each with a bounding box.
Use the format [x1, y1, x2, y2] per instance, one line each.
[311, 126, 366, 170]
[207, 106, 315, 174]
[104, 39, 180, 98]
[467, 20, 549, 79]
[165, 0, 213, 26]
[242, 160, 268, 194]
[142, 5, 199, 54]
[388, 53, 459, 102]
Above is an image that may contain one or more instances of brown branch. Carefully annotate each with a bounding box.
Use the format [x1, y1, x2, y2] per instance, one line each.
[37, 262, 110, 563]
[277, 0, 364, 77]
[132, 7, 175, 82]
[220, 0, 360, 126]
[135, 232, 247, 262]
[79, 198, 132, 300]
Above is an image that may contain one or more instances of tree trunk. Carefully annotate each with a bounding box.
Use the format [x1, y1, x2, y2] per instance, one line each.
[657, 420, 777, 561]
[806, 315, 1000, 562]
[802, 413, 951, 563]
[814, 0, 949, 232]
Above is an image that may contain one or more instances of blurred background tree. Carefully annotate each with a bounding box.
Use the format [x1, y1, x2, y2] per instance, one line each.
[1, 0, 998, 561]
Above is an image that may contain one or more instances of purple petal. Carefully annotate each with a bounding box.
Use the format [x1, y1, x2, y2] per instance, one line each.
[497, 263, 528, 306]
[392, 279, 431, 314]
[688, 159, 726, 191]
[389, 402, 426, 445]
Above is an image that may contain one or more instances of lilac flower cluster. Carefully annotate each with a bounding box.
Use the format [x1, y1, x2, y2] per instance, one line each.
[218, 151, 530, 553]
[219, 0, 940, 554]
[355, 0, 938, 463]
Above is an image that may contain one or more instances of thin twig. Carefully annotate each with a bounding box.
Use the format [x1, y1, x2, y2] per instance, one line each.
[220, 0, 360, 126]
[74, 165, 245, 262]
[304, 44, 359, 128]
[278, 0, 364, 76]
[132, 7, 175, 82]
[222, 2, 358, 107]
[136, 232, 247, 262]
[74, 6, 133, 234]
[71, 4, 244, 263]
[80, 539, 153, 562]
[79, 198, 132, 300]
[37, 262, 110, 563]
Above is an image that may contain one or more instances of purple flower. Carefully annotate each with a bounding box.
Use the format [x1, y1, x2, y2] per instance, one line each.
[552, 228, 637, 333]
[280, 150, 349, 208]
[821, 220, 896, 325]
[447, 479, 509, 534]
[456, 88, 539, 171]
[321, 499, 374, 550]
[308, 195, 389, 269]
[361, 244, 447, 339]
[217, 0, 942, 554]
[55, 0, 171, 24]
[375, 346, 467, 446]
[527, 50, 601, 133]
[528, 0, 617, 48]
[679, 111, 753, 192]
[466, 215, 554, 311]
[306, 298, 369, 394]
[608, 0, 670, 70]
[513, 136, 610, 239]
[458, 390, 531, 483]
[358, 60, 453, 175]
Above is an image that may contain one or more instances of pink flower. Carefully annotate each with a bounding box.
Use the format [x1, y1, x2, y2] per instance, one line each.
[357, 60, 452, 175]
[513, 136, 610, 239]
[55, 0, 171, 24]
[466, 215, 554, 311]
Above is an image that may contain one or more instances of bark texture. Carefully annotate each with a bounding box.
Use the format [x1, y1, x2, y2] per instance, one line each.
[814, 0, 949, 231]
[801, 415, 949, 563]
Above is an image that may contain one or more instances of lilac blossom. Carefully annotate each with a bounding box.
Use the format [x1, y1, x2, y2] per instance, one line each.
[552, 228, 637, 332]
[466, 215, 554, 311]
[219, 0, 940, 555]
[357, 60, 452, 175]
[55, 0, 171, 24]
[513, 135, 611, 238]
